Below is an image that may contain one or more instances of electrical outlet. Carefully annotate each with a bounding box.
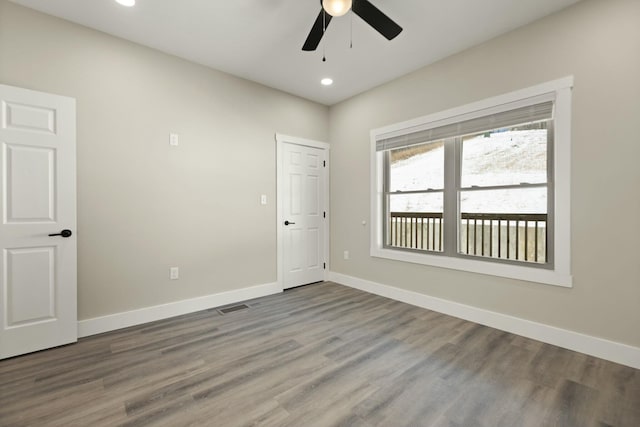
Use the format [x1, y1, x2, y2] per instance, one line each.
[170, 267, 179, 280]
[170, 133, 179, 146]
[260, 194, 267, 205]
[343, 250, 349, 260]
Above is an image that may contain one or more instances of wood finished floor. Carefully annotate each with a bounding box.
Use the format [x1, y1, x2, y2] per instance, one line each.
[1, 282, 639, 427]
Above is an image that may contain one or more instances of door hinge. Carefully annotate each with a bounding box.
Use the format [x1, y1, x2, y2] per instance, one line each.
[323, 160, 326, 167]
[323, 263, 326, 270]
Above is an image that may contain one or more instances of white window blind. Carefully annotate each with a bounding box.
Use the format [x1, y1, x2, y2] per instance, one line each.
[376, 100, 554, 152]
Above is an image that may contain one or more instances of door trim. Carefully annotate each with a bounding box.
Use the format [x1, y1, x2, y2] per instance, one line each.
[275, 133, 330, 291]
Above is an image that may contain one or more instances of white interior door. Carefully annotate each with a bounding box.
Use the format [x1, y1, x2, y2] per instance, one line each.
[0, 84, 77, 359]
[282, 142, 326, 289]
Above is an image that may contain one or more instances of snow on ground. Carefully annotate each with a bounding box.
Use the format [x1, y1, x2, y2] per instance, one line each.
[390, 130, 548, 213]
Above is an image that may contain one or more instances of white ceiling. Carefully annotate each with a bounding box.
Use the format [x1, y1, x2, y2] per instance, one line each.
[10, 0, 582, 105]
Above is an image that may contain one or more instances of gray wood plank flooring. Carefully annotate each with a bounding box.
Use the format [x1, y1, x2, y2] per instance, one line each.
[1, 282, 639, 426]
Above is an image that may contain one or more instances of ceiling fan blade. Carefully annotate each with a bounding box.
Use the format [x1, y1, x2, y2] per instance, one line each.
[302, 10, 333, 51]
[352, 0, 402, 40]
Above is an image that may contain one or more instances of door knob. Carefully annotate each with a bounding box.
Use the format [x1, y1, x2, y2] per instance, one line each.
[48, 229, 73, 238]
[284, 221, 296, 226]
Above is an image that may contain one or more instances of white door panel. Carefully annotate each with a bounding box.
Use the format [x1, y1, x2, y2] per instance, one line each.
[4, 143, 56, 223]
[282, 142, 325, 289]
[0, 84, 77, 360]
[3, 101, 57, 134]
[307, 228, 319, 268]
[5, 247, 56, 326]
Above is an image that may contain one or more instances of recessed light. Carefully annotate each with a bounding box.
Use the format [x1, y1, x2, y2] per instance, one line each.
[115, 0, 135, 7]
[321, 78, 333, 86]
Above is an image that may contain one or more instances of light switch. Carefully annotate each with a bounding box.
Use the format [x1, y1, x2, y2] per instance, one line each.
[261, 195, 267, 205]
[170, 133, 179, 146]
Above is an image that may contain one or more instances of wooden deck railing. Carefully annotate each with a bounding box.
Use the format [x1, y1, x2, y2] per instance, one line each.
[389, 212, 547, 263]
[389, 212, 444, 252]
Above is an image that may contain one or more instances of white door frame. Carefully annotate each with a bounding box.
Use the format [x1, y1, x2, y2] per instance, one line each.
[276, 133, 330, 290]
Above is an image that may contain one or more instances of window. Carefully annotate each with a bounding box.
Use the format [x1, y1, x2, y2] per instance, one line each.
[386, 139, 445, 252]
[371, 78, 573, 287]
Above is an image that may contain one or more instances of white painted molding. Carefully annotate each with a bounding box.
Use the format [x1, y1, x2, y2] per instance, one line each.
[275, 133, 330, 150]
[78, 282, 281, 338]
[369, 76, 574, 288]
[329, 271, 640, 370]
[371, 76, 574, 138]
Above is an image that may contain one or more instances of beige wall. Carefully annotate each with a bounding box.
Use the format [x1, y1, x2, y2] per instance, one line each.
[0, 0, 329, 320]
[1, 0, 638, 349]
[329, 0, 640, 347]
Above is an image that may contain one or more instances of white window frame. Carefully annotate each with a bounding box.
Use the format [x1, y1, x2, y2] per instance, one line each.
[370, 77, 573, 287]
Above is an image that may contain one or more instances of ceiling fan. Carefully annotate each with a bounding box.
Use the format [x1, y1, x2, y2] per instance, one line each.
[302, 0, 403, 51]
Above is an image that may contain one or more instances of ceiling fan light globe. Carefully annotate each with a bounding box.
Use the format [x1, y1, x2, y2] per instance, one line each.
[322, 0, 352, 17]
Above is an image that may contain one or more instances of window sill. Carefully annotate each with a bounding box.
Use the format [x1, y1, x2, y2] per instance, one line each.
[370, 247, 572, 288]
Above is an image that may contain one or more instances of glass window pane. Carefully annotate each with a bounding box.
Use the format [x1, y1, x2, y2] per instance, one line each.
[389, 140, 444, 192]
[460, 121, 549, 188]
[390, 192, 443, 213]
[459, 188, 547, 263]
[387, 193, 443, 252]
[460, 187, 546, 214]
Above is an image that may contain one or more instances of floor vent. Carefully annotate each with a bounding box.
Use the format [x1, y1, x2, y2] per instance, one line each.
[217, 304, 250, 315]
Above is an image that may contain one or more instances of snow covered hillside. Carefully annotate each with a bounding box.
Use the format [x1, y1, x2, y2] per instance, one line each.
[390, 130, 548, 213]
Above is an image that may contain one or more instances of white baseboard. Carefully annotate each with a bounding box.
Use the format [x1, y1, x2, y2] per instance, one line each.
[329, 271, 640, 370]
[78, 282, 281, 338]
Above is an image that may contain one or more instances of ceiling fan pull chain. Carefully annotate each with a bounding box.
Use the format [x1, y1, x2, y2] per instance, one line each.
[322, 11, 327, 62]
[350, 9, 353, 48]
[323, 9, 326, 32]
